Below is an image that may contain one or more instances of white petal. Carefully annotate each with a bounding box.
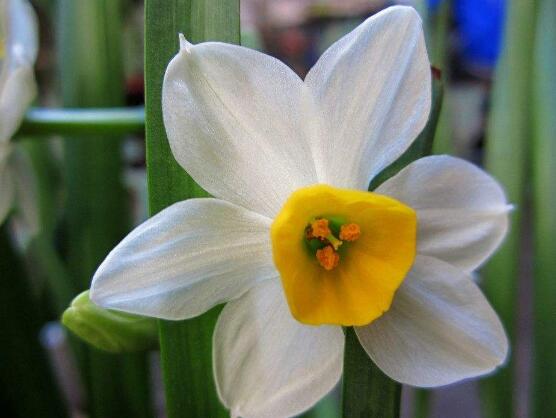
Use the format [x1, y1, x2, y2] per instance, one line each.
[0, 147, 15, 224]
[0, 0, 38, 142]
[355, 255, 508, 387]
[376, 155, 511, 272]
[90, 198, 276, 320]
[304, 6, 431, 189]
[0, 66, 36, 143]
[214, 280, 344, 418]
[162, 40, 317, 218]
[5, 0, 39, 65]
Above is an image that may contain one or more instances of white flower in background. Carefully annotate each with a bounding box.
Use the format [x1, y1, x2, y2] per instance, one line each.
[91, 6, 510, 418]
[0, 0, 38, 227]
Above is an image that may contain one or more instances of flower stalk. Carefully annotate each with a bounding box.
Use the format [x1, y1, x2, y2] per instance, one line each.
[342, 328, 401, 418]
[16, 107, 145, 137]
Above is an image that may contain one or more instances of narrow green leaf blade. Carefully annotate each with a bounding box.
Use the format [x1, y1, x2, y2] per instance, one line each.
[0, 225, 69, 418]
[481, 0, 537, 416]
[531, 0, 556, 416]
[144, 1, 239, 417]
[57, 1, 152, 417]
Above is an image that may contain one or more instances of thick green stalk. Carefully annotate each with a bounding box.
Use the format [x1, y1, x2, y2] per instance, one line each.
[0, 225, 69, 418]
[57, 1, 151, 417]
[481, 0, 537, 416]
[342, 328, 401, 418]
[17, 107, 145, 137]
[144, 1, 239, 417]
[531, 0, 556, 416]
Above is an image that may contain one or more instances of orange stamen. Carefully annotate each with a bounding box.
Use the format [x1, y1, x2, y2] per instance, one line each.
[310, 218, 331, 239]
[339, 223, 361, 242]
[316, 246, 340, 271]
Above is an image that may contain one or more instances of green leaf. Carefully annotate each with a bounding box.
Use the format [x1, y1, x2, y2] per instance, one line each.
[23, 139, 76, 315]
[531, 0, 556, 416]
[144, 1, 239, 417]
[481, 0, 537, 416]
[57, 1, 152, 417]
[63, 291, 158, 353]
[0, 225, 69, 418]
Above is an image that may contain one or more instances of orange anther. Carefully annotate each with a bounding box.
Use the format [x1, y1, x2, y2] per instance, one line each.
[339, 223, 361, 242]
[310, 218, 331, 239]
[316, 246, 340, 271]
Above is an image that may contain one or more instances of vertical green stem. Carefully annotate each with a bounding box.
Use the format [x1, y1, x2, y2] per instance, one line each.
[0, 225, 69, 418]
[144, 1, 239, 417]
[412, 392, 430, 418]
[481, 0, 537, 417]
[57, 1, 152, 417]
[342, 328, 401, 418]
[531, 0, 556, 416]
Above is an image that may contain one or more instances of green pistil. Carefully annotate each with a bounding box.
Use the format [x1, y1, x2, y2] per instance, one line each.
[326, 233, 343, 250]
[304, 215, 347, 255]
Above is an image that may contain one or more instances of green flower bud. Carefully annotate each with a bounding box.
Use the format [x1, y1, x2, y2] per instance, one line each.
[62, 290, 158, 353]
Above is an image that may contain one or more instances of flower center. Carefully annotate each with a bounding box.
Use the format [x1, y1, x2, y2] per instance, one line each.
[271, 184, 417, 326]
[305, 217, 361, 270]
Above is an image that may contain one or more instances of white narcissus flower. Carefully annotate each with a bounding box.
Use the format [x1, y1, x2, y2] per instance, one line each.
[91, 6, 511, 418]
[0, 0, 38, 228]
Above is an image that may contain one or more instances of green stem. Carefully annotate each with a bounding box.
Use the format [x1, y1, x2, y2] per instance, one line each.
[145, 1, 239, 417]
[342, 328, 401, 418]
[16, 107, 145, 137]
[0, 225, 69, 418]
[57, 1, 152, 417]
[481, 0, 537, 416]
[531, 0, 556, 416]
[412, 389, 431, 418]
